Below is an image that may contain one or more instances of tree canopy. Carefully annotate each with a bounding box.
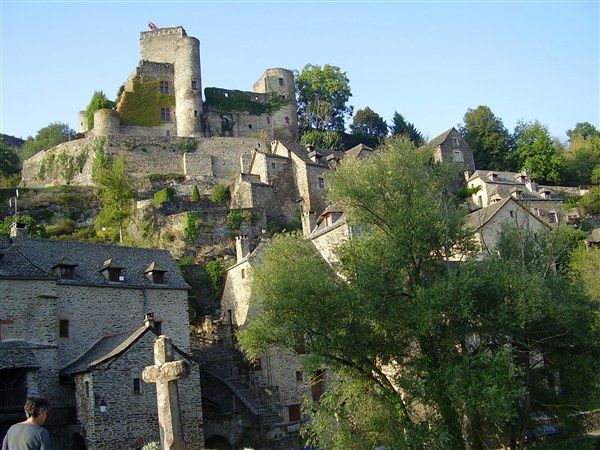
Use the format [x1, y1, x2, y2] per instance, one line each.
[458, 105, 514, 171]
[513, 120, 565, 182]
[295, 64, 353, 132]
[389, 112, 424, 146]
[19, 122, 75, 161]
[238, 137, 600, 450]
[85, 91, 115, 130]
[349, 106, 388, 147]
[0, 139, 21, 188]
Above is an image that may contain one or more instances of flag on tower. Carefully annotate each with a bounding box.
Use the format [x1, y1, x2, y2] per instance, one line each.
[148, 21, 158, 30]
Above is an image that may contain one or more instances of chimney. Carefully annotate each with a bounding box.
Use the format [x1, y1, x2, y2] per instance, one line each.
[9, 222, 27, 238]
[235, 235, 250, 262]
[144, 312, 155, 328]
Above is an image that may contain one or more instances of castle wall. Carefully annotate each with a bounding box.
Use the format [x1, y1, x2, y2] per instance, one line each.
[253, 69, 298, 141]
[140, 26, 186, 64]
[203, 105, 273, 139]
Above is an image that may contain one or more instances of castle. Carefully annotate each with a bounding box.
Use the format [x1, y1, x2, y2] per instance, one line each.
[81, 26, 298, 142]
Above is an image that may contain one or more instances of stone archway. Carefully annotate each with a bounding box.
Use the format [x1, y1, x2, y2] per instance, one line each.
[204, 434, 232, 450]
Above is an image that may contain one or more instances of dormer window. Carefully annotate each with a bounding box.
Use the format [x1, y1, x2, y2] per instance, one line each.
[490, 172, 498, 182]
[542, 190, 551, 199]
[52, 258, 77, 280]
[101, 259, 125, 283]
[145, 262, 167, 285]
[513, 190, 523, 200]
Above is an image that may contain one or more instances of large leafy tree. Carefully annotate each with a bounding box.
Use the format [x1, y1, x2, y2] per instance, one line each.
[19, 122, 75, 161]
[349, 106, 388, 147]
[295, 64, 353, 132]
[238, 138, 600, 450]
[458, 105, 514, 171]
[513, 120, 565, 182]
[567, 121, 600, 141]
[300, 130, 344, 151]
[92, 150, 136, 243]
[389, 112, 424, 146]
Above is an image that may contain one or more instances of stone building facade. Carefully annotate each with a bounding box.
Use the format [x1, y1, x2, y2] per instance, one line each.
[0, 237, 203, 449]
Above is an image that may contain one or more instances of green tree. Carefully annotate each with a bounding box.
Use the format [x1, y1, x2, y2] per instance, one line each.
[0, 139, 21, 187]
[563, 135, 600, 184]
[92, 151, 136, 242]
[0, 215, 46, 238]
[19, 122, 75, 161]
[389, 111, 424, 146]
[295, 64, 353, 132]
[238, 138, 600, 450]
[567, 121, 600, 141]
[513, 120, 565, 182]
[349, 106, 388, 146]
[458, 105, 514, 171]
[300, 130, 344, 151]
[85, 91, 115, 130]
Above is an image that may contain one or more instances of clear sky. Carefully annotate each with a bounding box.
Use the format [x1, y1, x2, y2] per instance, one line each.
[1, 0, 598, 142]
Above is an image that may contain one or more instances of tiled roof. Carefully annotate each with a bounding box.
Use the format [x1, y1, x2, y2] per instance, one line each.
[0, 340, 41, 369]
[0, 237, 189, 289]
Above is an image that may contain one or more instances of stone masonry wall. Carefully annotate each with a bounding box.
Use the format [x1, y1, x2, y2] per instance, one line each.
[21, 136, 262, 189]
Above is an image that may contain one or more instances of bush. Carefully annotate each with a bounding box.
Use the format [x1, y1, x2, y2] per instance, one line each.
[191, 185, 200, 202]
[46, 219, 76, 237]
[204, 259, 227, 294]
[154, 187, 175, 207]
[183, 211, 201, 241]
[210, 184, 229, 203]
[226, 209, 253, 231]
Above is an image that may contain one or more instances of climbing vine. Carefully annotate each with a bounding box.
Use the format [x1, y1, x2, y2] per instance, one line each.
[205, 88, 289, 115]
[117, 76, 175, 126]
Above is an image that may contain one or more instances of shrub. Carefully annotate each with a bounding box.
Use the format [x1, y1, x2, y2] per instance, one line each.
[204, 259, 227, 294]
[154, 187, 175, 207]
[226, 209, 253, 231]
[191, 185, 200, 202]
[183, 211, 201, 241]
[210, 183, 229, 203]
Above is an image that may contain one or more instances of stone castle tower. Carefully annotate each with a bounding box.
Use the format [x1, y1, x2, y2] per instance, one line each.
[80, 25, 298, 141]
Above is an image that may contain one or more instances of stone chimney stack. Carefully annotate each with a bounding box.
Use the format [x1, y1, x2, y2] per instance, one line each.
[9, 222, 27, 238]
[144, 312, 155, 329]
[235, 235, 250, 262]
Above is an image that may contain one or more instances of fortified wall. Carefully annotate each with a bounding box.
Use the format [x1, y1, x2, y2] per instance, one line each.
[20, 135, 265, 191]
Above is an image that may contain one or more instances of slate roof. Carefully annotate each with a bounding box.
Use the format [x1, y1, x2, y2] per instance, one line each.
[465, 197, 549, 231]
[61, 323, 192, 375]
[344, 143, 374, 159]
[428, 128, 455, 148]
[0, 340, 42, 369]
[0, 237, 189, 289]
[61, 326, 154, 375]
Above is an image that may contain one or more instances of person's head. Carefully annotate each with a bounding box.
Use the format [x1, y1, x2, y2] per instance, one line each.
[24, 397, 49, 424]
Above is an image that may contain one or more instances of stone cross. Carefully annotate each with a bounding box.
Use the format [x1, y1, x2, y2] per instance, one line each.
[142, 335, 190, 450]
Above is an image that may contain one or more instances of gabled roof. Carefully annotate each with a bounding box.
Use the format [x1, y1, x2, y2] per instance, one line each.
[428, 128, 456, 148]
[465, 197, 550, 231]
[345, 143, 374, 159]
[61, 326, 155, 375]
[0, 237, 189, 289]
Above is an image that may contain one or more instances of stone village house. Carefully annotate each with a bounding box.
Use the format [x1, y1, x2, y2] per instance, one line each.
[0, 236, 203, 449]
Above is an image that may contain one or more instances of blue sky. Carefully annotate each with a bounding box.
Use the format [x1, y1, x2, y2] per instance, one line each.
[1, 0, 598, 142]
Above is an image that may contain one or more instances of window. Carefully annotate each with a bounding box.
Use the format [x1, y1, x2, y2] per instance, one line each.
[271, 162, 276, 170]
[248, 124, 253, 129]
[133, 378, 141, 395]
[452, 150, 463, 162]
[549, 212, 558, 224]
[241, 269, 245, 279]
[154, 321, 162, 335]
[161, 108, 171, 122]
[160, 81, 169, 94]
[317, 177, 325, 189]
[191, 80, 197, 90]
[150, 271, 165, 284]
[194, 110, 198, 118]
[59, 265, 75, 280]
[509, 210, 514, 218]
[85, 381, 90, 398]
[107, 268, 123, 282]
[288, 404, 301, 422]
[452, 137, 460, 147]
[278, 77, 284, 86]
[59, 319, 69, 338]
[296, 371, 303, 382]
[0, 369, 27, 411]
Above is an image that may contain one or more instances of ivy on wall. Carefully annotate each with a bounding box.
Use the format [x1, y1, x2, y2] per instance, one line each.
[36, 148, 89, 184]
[117, 76, 176, 126]
[204, 88, 288, 115]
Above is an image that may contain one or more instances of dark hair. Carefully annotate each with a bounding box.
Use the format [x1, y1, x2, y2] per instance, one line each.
[24, 397, 49, 418]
